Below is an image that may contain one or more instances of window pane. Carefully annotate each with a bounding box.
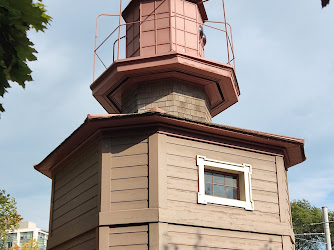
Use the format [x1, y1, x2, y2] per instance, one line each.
[213, 185, 225, 197]
[226, 187, 238, 199]
[205, 183, 212, 195]
[226, 175, 237, 187]
[204, 171, 212, 183]
[213, 173, 225, 185]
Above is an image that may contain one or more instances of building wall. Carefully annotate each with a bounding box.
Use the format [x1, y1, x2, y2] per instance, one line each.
[109, 225, 149, 249]
[5, 221, 48, 250]
[109, 135, 149, 211]
[45, 130, 294, 249]
[48, 143, 100, 249]
[50, 229, 97, 250]
[161, 134, 294, 249]
[122, 80, 211, 122]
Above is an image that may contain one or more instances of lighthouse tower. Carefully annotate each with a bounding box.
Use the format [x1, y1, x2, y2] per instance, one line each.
[35, 1, 306, 249]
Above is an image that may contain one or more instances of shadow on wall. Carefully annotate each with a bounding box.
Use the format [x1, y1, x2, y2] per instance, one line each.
[163, 230, 275, 250]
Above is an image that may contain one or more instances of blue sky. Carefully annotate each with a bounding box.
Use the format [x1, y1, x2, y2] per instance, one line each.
[0, 0, 333, 232]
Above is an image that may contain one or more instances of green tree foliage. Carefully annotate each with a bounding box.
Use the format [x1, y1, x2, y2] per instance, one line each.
[0, 190, 22, 249]
[322, 0, 330, 8]
[291, 199, 334, 249]
[0, 0, 51, 112]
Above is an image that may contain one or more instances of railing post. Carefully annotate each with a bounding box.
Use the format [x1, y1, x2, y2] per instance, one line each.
[222, 0, 230, 65]
[117, 0, 123, 60]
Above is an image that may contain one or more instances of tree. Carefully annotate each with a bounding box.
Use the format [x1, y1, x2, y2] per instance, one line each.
[0, 0, 51, 112]
[9, 238, 39, 250]
[0, 190, 22, 249]
[322, 0, 330, 8]
[291, 199, 334, 249]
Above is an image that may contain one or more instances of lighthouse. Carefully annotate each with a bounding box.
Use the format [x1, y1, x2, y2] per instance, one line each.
[35, 0, 305, 249]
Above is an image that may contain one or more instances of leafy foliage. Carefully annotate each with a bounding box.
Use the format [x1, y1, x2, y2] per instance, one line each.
[9, 238, 39, 250]
[291, 199, 334, 249]
[0, 190, 22, 249]
[322, 0, 330, 8]
[0, 0, 51, 112]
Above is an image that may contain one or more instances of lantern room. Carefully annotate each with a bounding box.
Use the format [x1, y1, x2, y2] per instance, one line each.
[122, 0, 208, 58]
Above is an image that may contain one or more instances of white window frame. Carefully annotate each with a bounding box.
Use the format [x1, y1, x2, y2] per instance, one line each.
[197, 155, 254, 211]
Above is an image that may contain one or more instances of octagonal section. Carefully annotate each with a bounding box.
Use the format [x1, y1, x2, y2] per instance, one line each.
[90, 52, 240, 119]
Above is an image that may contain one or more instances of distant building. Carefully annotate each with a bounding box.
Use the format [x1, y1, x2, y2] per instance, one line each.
[5, 221, 48, 250]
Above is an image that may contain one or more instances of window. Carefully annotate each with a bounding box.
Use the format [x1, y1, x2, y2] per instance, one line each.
[204, 170, 239, 199]
[197, 155, 254, 210]
[20, 231, 33, 244]
[6, 233, 17, 248]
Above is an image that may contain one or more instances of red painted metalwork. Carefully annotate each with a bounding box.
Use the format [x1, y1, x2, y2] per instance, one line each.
[93, 0, 237, 81]
[93, 13, 120, 82]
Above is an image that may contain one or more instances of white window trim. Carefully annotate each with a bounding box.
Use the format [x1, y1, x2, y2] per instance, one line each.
[197, 155, 254, 211]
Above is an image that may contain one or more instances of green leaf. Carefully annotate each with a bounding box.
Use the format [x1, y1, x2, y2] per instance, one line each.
[0, 0, 51, 111]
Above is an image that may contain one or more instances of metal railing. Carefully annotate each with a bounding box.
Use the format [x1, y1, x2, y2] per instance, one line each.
[93, 0, 236, 82]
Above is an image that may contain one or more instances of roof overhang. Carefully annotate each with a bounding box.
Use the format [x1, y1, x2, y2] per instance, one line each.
[35, 110, 306, 178]
[91, 52, 240, 116]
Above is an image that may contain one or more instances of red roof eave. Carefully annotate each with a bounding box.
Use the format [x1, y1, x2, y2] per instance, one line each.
[34, 111, 306, 178]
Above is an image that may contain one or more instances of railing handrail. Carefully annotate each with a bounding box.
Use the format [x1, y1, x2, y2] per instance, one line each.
[93, 1, 236, 82]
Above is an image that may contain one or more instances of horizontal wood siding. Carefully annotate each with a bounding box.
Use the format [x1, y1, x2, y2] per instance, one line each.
[52, 145, 99, 235]
[168, 224, 283, 249]
[110, 137, 149, 211]
[165, 136, 281, 230]
[50, 229, 96, 250]
[109, 225, 148, 249]
[276, 156, 293, 227]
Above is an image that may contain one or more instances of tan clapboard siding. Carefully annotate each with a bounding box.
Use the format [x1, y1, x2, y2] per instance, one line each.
[167, 136, 276, 163]
[110, 245, 147, 250]
[168, 224, 282, 250]
[110, 136, 148, 146]
[110, 138, 149, 211]
[276, 156, 293, 225]
[53, 173, 98, 210]
[54, 149, 99, 190]
[110, 201, 148, 211]
[111, 165, 148, 179]
[112, 154, 148, 168]
[282, 235, 294, 249]
[167, 200, 280, 224]
[50, 229, 96, 250]
[109, 225, 148, 249]
[53, 185, 98, 220]
[110, 177, 148, 191]
[165, 135, 281, 225]
[167, 188, 279, 214]
[167, 164, 278, 193]
[52, 197, 98, 231]
[54, 163, 98, 201]
[252, 178, 278, 193]
[51, 144, 99, 236]
[167, 153, 276, 173]
[167, 177, 278, 204]
[111, 189, 148, 202]
[111, 142, 148, 157]
[167, 163, 277, 184]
